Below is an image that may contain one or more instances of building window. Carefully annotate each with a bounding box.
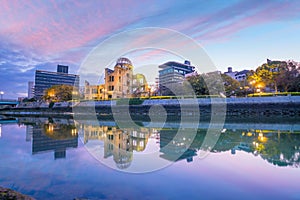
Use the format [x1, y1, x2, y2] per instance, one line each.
[139, 141, 144, 147]
[109, 76, 114, 82]
[119, 86, 121, 91]
[119, 76, 121, 81]
[108, 86, 114, 91]
[108, 135, 114, 140]
[92, 88, 97, 94]
[132, 131, 137, 137]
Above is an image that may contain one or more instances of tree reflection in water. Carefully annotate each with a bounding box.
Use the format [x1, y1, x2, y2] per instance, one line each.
[16, 117, 300, 168]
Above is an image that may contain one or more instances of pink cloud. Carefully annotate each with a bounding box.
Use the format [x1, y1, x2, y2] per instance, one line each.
[0, 1, 155, 57]
[204, 2, 299, 41]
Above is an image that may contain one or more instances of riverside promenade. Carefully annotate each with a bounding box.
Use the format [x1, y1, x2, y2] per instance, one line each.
[0, 96, 300, 118]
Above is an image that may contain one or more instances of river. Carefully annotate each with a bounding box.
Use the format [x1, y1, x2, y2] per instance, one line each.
[0, 116, 299, 199]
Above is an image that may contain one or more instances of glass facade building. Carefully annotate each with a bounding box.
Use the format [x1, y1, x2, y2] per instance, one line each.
[158, 61, 195, 96]
[34, 66, 79, 100]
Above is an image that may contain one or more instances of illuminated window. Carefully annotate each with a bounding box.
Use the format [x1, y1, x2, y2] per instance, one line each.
[133, 131, 137, 137]
[139, 141, 144, 147]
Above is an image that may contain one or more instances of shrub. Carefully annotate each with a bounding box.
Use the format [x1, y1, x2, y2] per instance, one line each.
[247, 92, 300, 97]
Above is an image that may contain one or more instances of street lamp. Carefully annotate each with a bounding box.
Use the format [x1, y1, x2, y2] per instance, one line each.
[249, 81, 256, 96]
[0, 91, 4, 100]
[257, 84, 263, 95]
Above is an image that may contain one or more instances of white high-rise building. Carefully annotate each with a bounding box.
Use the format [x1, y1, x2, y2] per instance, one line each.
[28, 81, 34, 99]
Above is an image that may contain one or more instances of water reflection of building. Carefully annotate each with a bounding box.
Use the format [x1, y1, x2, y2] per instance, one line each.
[26, 125, 33, 141]
[82, 125, 153, 169]
[159, 129, 197, 163]
[157, 127, 300, 167]
[21, 117, 300, 168]
[105, 127, 132, 169]
[214, 129, 300, 167]
[32, 123, 78, 159]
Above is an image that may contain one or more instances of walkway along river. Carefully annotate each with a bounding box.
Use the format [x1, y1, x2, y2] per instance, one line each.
[0, 96, 299, 120]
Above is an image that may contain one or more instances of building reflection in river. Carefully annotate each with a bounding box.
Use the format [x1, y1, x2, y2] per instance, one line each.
[30, 121, 78, 159]
[81, 125, 154, 169]
[80, 122, 300, 168]
[216, 128, 300, 167]
[12, 117, 300, 168]
[159, 129, 197, 163]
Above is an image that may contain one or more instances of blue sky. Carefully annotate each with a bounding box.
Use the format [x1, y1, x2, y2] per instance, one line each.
[1, 0, 300, 98]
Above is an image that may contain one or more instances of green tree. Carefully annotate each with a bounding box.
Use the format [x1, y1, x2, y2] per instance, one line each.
[248, 62, 287, 92]
[290, 75, 300, 92]
[203, 72, 224, 96]
[185, 72, 239, 97]
[276, 63, 300, 92]
[43, 85, 79, 102]
[221, 74, 241, 97]
[184, 74, 208, 95]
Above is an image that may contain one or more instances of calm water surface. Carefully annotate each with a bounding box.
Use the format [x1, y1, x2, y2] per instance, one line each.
[0, 117, 300, 200]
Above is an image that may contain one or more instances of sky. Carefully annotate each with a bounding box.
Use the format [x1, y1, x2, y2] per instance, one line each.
[1, 0, 300, 98]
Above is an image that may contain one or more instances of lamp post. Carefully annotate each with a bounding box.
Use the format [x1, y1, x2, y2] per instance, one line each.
[257, 84, 262, 97]
[0, 91, 4, 100]
[249, 81, 256, 96]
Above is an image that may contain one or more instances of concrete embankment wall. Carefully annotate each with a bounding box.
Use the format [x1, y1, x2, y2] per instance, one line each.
[1, 96, 300, 118]
[72, 96, 300, 119]
[0, 107, 73, 117]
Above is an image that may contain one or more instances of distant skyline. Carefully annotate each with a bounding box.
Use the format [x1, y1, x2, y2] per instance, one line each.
[1, 0, 300, 98]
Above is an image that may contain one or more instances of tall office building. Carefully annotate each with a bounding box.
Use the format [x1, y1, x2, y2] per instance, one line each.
[34, 65, 79, 100]
[28, 81, 34, 99]
[57, 64, 68, 73]
[158, 60, 195, 96]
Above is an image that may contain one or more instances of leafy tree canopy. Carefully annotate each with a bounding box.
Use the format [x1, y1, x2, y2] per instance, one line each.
[43, 85, 79, 102]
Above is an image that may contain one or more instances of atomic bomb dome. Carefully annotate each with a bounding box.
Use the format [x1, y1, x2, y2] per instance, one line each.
[116, 57, 132, 66]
